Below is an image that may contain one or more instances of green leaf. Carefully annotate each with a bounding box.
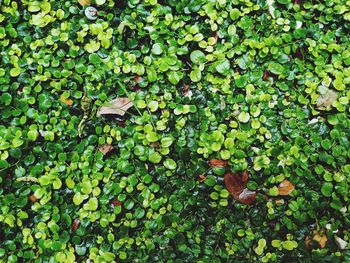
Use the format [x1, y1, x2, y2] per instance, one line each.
[73, 192, 86, 206]
[230, 8, 240, 20]
[321, 182, 333, 197]
[282, 240, 297, 251]
[161, 137, 174, 148]
[12, 138, 24, 148]
[168, 71, 183, 85]
[238, 112, 250, 123]
[134, 207, 145, 219]
[28, 130, 39, 141]
[80, 182, 92, 195]
[268, 62, 285, 75]
[83, 197, 98, 211]
[149, 152, 162, 163]
[321, 139, 332, 150]
[151, 43, 163, 55]
[10, 68, 22, 77]
[190, 50, 206, 64]
[163, 158, 177, 170]
[147, 68, 157, 82]
[85, 40, 100, 53]
[216, 59, 230, 75]
[190, 67, 201, 82]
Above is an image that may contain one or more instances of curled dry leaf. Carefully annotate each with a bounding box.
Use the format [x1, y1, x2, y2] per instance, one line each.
[97, 97, 133, 117]
[316, 89, 338, 109]
[78, 0, 90, 6]
[278, 180, 295, 196]
[209, 159, 228, 168]
[335, 235, 348, 250]
[224, 171, 256, 205]
[72, 219, 80, 231]
[98, 144, 113, 155]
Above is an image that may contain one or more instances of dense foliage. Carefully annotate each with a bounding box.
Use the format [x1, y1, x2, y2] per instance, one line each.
[1, 0, 350, 262]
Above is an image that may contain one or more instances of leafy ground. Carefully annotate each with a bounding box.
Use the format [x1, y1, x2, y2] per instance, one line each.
[1, 0, 350, 262]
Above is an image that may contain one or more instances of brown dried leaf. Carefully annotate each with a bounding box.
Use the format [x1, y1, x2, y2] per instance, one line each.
[224, 171, 256, 205]
[78, 0, 90, 6]
[98, 144, 113, 155]
[182, 85, 190, 95]
[275, 199, 285, 206]
[198, 174, 207, 182]
[313, 230, 327, 248]
[262, 70, 269, 81]
[316, 89, 338, 109]
[241, 170, 249, 182]
[209, 159, 228, 168]
[305, 235, 312, 250]
[72, 219, 80, 231]
[110, 200, 122, 207]
[97, 97, 133, 117]
[294, 47, 303, 60]
[29, 194, 37, 203]
[134, 75, 142, 83]
[278, 180, 295, 196]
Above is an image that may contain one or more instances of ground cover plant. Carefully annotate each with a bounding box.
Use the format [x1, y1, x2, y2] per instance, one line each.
[0, 0, 350, 262]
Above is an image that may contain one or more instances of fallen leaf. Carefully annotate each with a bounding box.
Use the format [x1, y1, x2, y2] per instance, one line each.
[110, 200, 122, 207]
[262, 70, 269, 81]
[198, 174, 207, 182]
[335, 235, 348, 250]
[29, 194, 37, 202]
[294, 47, 303, 60]
[275, 199, 285, 206]
[224, 171, 256, 205]
[131, 85, 141, 92]
[98, 144, 113, 155]
[241, 170, 249, 182]
[313, 230, 327, 248]
[316, 89, 338, 109]
[209, 159, 228, 168]
[220, 97, 226, 110]
[182, 85, 190, 96]
[211, 32, 218, 44]
[60, 95, 73, 106]
[78, 0, 90, 6]
[305, 235, 312, 250]
[134, 75, 142, 83]
[97, 97, 133, 117]
[116, 120, 126, 127]
[72, 219, 80, 231]
[266, 0, 276, 19]
[278, 180, 295, 196]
